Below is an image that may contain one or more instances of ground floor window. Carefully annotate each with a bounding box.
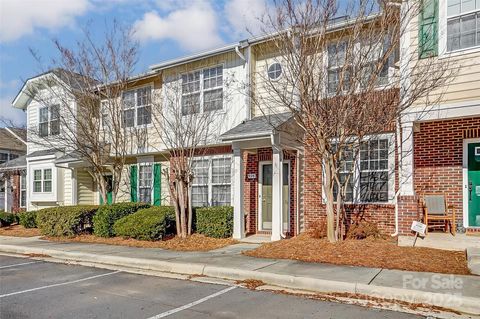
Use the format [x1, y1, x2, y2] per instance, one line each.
[20, 172, 26, 207]
[138, 163, 152, 203]
[333, 135, 393, 203]
[33, 168, 52, 193]
[192, 155, 231, 207]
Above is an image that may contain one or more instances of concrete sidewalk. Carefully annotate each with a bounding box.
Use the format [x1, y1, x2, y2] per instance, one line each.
[1, 235, 479, 316]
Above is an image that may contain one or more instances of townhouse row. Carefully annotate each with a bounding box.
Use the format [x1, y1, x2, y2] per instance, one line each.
[5, 0, 480, 240]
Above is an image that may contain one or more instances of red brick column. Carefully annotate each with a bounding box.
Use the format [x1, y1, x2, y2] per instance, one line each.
[397, 195, 421, 235]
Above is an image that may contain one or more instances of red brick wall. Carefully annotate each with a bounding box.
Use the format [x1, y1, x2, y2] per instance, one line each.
[412, 116, 480, 231]
[243, 147, 298, 237]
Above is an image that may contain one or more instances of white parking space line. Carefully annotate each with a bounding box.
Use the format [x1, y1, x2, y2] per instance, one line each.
[0, 261, 41, 269]
[147, 286, 237, 319]
[0, 270, 121, 298]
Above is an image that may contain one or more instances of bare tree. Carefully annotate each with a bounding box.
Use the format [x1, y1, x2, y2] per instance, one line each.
[27, 21, 142, 204]
[252, 0, 456, 242]
[151, 70, 230, 238]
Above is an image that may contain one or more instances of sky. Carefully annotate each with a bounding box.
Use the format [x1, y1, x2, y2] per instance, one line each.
[0, 0, 269, 127]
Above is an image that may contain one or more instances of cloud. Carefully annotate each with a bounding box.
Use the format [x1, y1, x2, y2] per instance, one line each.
[0, 97, 26, 127]
[224, 0, 268, 38]
[133, 1, 224, 52]
[0, 0, 90, 43]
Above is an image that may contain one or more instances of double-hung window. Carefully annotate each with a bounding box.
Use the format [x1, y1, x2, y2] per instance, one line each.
[138, 163, 153, 203]
[181, 66, 223, 115]
[447, 0, 480, 51]
[39, 105, 60, 137]
[327, 42, 351, 94]
[359, 36, 390, 87]
[33, 168, 52, 193]
[332, 137, 392, 203]
[20, 172, 26, 207]
[122, 87, 152, 127]
[192, 156, 231, 207]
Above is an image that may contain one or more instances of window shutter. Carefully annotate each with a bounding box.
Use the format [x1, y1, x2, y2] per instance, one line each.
[153, 163, 162, 206]
[130, 165, 138, 202]
[418, 0, 438, 58]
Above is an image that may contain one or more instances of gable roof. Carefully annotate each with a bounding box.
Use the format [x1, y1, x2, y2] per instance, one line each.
[0, 128, 27, 153]
[220, 112, 292, 141]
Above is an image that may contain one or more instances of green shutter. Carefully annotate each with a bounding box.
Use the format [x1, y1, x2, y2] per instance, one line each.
[153, 163, 161, 206]
[130, 165, 138, 202]
[418, 0, 438, 58]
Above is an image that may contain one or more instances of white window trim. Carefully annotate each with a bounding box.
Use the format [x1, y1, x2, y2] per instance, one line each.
[191, 154, 232, 207]
[122, 84, 154, 128]
[38, 105, 60, 137]
[136, 156, 154, 204]
[322, 133, 396, 205]
[180, 63, 225, 115]
[32, 168, 53, 194]
[267, 62, 283, 81]
[439, 0, 480, 57]
[20, 172, 26, 208]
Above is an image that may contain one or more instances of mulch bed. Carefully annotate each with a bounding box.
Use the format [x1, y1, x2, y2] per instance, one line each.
[243, 234, 470, 275]
[44, 234, 237, 251]
[0, 225, 41, 237]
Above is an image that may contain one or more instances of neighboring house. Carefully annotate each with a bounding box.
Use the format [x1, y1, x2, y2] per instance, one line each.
[396, 0, 480, 234]
[0, 127, 27, 212]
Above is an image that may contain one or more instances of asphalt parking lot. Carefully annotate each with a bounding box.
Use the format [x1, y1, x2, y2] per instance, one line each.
[0, 255, 424, 319]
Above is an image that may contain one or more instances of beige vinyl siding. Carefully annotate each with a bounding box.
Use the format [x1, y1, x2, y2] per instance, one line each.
[77, 169, 95, 205]
[63, 168, 73, 205]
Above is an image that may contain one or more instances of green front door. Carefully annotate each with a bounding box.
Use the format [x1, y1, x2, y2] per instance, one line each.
[468, 142, 480, 227]
[99, 175, 113, 205]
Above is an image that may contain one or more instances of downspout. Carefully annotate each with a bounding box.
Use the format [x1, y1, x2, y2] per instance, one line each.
[235, 43, 252, 121]
[391, 119, 402, 237]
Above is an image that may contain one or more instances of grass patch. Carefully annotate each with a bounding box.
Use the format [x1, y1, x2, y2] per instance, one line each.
[243, 234, 470, 275]
[44, 233, 236, 251]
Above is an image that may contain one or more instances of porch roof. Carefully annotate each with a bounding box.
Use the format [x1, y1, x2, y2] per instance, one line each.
[0, 155, 27, 171]
[220, 112, 292, 142]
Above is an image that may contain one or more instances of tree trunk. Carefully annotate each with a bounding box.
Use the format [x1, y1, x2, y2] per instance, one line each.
[170, 181, 181, 237]
[323, 160, 336, 243]
[187, 186, 193, 236]
[177, 179, 187, 238]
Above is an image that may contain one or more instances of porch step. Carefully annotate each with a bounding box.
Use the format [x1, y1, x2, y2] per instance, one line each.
[467, 247, 480, 275]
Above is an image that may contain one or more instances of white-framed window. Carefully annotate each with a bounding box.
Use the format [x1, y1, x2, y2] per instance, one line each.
[39, 105, 60, 137]
[446, 0, 480, 51]
[138, 163, 153, 203]
[20, 172, 26, 208]
[122, 86, 152, 128]
[332, 136, 393, 203]
[181, 65, 223, 115]
[33, 168, 52, 193]
[192, 155, 231, 207]
[327, 41, 351, 94]
[267, 63, 283, 80]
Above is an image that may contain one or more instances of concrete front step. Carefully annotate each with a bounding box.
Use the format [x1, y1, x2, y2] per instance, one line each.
[467, 247, 480, 275]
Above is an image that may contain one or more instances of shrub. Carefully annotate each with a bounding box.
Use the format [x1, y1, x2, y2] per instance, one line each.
[36, 205, 99, 237]
[196, 206, 233, 238]
[347, 221, 385, 240]
[306, 219, 327, 239]
[0, 212, 17, 227]
[114, 206, 175, 241]
[18, 211, 37, 228]
[93, 202, 150, 237]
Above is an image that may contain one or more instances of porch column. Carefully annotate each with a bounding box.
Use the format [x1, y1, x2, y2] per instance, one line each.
[271, 145, 283, 241]
[232, 147, 245, 239]
[399, 122, 415, 196]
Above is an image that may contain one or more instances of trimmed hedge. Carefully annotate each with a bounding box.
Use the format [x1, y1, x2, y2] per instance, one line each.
[114, 206, 175, 241]
[93, 202, 150, 237]
[0, 212, 17, 227]
[36, 205, 99, 237]
[196, 206, 233, 238]
[18, 211, 37, 228]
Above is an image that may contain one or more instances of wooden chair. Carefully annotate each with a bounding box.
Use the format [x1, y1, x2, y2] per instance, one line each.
[422, 194, 456, 235]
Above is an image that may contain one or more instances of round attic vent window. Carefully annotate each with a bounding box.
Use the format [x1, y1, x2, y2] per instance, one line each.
[267, 63, 282, 80]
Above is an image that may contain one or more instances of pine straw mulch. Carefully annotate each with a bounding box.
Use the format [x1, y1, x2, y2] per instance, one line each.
[243, 234, 470, 275]
[0, 225, 41, 237]
[44, 233, 237, 251]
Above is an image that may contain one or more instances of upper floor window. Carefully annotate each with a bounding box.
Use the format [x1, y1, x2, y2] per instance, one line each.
[181, 66, 223, 115]
[39, 105, 60, 137]
[33, 168, 52, 193]
[327, 41, 352, 94]
[267, 63, 282, 80]
[447, 0, 480, 51]
[122, 87, 152, 128]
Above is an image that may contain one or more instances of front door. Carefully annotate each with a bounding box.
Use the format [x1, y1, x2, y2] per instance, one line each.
[468, 142, 480, 227]
[99, 175, 113, 205]
[260, 163, 290, 231]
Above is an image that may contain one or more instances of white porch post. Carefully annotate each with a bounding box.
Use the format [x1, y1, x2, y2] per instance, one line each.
[232, 147, 245, 239]
[4, 178, 8, 212]
[399, 122, 415, 196]
[271, 146, 283, 241]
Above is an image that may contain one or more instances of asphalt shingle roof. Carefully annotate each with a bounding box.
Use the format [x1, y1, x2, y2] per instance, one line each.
[0, 155, 27, 170]
[220, 112, 292, 141]
[0, 128, 26, 152]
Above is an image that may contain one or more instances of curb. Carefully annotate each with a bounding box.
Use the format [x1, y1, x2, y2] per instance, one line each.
[1, 244, 478, 315]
